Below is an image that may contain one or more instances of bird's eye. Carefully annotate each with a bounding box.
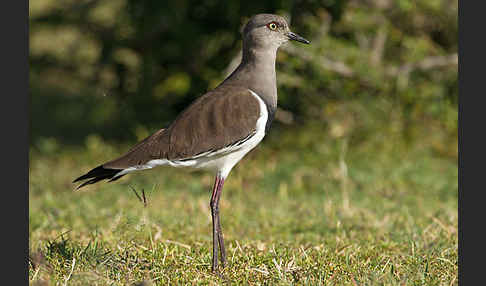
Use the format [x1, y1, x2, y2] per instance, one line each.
[267, 22, 278, 31]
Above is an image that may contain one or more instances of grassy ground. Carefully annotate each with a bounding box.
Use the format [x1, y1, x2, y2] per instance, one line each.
[29, 122, 457, 285]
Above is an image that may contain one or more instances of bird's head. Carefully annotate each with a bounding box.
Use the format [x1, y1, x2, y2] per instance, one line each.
[242, 14, 310, 51]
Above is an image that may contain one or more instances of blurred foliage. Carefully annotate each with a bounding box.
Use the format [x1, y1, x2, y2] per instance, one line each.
[29, 0, 457, 158]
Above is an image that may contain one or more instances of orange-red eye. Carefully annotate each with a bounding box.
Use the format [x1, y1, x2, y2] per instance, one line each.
[267, 22, 278, 30]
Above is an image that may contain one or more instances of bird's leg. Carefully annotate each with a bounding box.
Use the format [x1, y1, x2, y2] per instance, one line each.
[215, 177, 226, 267]
[210, 176, 219, 272]
[210, 174, 226, 272]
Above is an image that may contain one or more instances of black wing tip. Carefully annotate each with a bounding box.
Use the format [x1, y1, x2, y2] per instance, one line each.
[73, 165, 104, 183]
[73, 165, 123, 190]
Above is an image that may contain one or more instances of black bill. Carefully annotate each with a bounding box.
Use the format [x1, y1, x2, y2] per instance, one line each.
[287, 32, 310, 44]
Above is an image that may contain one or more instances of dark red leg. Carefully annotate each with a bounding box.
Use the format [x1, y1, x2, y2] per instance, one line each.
[210, 174, 226, 272]
[216, 177, 226, 267]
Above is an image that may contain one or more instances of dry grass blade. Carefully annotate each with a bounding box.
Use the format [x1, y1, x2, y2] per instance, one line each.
[142, 188, 147, 207]
[63, 257, 76, 286]
[129, 185, 148, 207]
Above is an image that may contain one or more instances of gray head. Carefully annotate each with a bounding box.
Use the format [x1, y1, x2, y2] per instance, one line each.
[242, 14, 310, 51]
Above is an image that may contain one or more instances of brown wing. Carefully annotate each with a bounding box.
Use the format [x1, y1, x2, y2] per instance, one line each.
[102, 127, 171, 169]
[167, 86, 261, 160]
[101, 86, 260, 169]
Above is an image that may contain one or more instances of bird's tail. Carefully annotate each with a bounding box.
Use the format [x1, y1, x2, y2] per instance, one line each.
[73, 128, 169, 190]
[72, 165, 125, 190]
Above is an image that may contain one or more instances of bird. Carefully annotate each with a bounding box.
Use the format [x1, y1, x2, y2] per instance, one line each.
[73, 13, 310, 272]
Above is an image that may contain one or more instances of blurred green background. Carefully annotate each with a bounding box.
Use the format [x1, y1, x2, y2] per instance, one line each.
[30, 0, 457, 154]
[29, 0, 457, 284]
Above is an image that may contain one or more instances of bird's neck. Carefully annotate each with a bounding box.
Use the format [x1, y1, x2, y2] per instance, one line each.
[224, 45, 278, 115]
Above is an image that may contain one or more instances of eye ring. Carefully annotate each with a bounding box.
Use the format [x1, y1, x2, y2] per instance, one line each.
[267, 22, 278, 31]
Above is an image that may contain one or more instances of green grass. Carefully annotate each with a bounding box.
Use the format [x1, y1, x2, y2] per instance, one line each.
[29, 126, 457, 285]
